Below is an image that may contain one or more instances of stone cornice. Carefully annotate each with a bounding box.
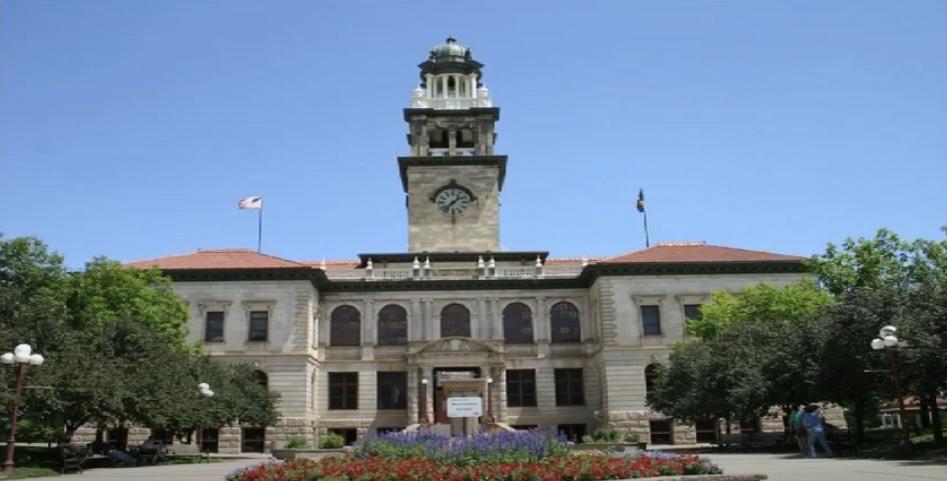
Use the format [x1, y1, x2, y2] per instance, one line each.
[160, 261, 807, 292]
[398, 155, 507, 192]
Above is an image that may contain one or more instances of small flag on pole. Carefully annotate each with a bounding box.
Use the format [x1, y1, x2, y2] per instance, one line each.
[238, 196, 264, 252]
[238, 196, 263, 209]
[636, 188, 650, 247]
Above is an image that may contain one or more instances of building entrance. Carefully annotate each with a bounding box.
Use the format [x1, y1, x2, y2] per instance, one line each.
[433, 367, 481, 424]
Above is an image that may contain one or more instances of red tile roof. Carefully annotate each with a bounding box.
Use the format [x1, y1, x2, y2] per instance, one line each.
[126, 248, 307, 270]
[600, 242, 803, 264]
[127, 243, 801, 271]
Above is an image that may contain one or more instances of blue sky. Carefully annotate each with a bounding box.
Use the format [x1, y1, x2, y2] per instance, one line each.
[2, 1, 945, 268]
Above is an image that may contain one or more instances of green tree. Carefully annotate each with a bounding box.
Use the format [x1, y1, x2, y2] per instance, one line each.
[0, 236, 279, 443]
[686, 280, 832, 340]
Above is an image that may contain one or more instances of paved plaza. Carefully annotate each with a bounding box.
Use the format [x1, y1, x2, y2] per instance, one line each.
[15, 453, 947, 481]
[710, 453, 946, 481]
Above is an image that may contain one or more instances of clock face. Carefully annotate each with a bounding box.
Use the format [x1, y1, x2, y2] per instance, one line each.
[435, 188, 472, 215]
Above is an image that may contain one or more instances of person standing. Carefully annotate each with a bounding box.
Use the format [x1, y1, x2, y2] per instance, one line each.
[789, 405, 808, 456]
[802, 404, 834, 458]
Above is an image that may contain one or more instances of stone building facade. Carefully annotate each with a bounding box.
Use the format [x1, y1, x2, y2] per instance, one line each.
[126, 38, 818, 453]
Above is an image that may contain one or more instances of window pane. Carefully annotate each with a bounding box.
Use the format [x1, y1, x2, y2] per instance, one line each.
[550, 302, 581, 343]
[377, 305, 408, 346]
[684, 304, 702, 322]
[329, 372, 358, 410]
[641, 305, 662, 336]
[377, 372, 407, 409]
[440, 304, 471, 337]
[503, 303, 534, 344]
[331, 306, 361, 346]
[205, 311, 224, 342]
[249, 311, 268, 341]
[505, 370, 537, 407]
[554, 368, 584, 406]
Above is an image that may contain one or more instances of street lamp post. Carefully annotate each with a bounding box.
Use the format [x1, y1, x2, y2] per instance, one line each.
[195, 383, 214, 452]
[419, 378, 429, 425]
[485, 377, 494, 425]
[2, 343, 45, 474]
[870, 325, 912, 452]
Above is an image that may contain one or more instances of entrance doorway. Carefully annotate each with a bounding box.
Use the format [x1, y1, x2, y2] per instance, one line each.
[433, 367, 481, 424]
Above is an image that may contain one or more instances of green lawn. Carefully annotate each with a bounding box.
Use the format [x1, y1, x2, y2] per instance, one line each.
[855, 425, 947, 460]
[0, 446, 60, 479]
[0, 466, 59, 480]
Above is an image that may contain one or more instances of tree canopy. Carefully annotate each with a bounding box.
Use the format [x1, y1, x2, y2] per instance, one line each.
[0, 235, 279, 443]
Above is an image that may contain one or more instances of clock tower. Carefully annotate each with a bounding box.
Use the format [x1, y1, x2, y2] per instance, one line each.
[400, 38, 505, 253]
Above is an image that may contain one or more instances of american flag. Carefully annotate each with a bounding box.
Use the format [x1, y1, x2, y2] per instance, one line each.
[238, 196, 263, 209]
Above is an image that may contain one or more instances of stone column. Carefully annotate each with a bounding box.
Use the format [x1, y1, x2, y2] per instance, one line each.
[408, 368, 419, 424]
[410, 298, 422, 342]
[469, 74, 477, 98]
[440, 76, 447, 98]
[447, 128, 457, 156]
[423, 298, 434, 341]
[425, 73, 434, 97]
[490, 298, 502, 341]
[421, 366, 434, 423]
[362, 299, 374, 360]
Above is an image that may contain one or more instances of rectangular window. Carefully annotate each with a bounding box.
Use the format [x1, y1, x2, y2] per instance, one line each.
[739, 417, 760, 433]
[554, 368, 585, 406]
[205, 311, 224, 342]
[683, 304, 702, 323]
[328, 428, 358, 446]
[376, 427, 403, 436]
[329, 372, 359, 410]
[641, 305, 662, 336]
[505, 370, 537, 407]
[649, 419, 673, 444]
[200, 428, 219, 453]
[695, 419, 717, 443]
[241, 427, 265, 453]
[248, 311, 269, 342]
[377, 372, 407, 409]
[557, 424, 586, 443]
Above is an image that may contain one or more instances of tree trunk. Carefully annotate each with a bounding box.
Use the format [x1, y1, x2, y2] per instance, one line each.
[853, 399, 866, 447]
[724, 414, 732, 448]
[919, 393, 931, 429]
[929, 387, 943, 444]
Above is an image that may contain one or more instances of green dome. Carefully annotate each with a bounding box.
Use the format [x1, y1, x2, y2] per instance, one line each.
[430, 37, 470, 60]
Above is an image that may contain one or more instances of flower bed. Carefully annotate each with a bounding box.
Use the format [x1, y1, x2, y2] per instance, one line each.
[225, 431, 722, 481]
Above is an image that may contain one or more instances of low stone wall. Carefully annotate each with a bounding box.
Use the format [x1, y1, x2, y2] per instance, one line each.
[627, 476, 766, 481]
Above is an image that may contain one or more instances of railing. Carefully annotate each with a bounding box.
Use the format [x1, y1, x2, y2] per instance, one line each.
[410, 97, 492, 110]
[322, 265, 584, 281]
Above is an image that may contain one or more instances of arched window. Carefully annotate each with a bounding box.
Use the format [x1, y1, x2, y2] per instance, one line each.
[550, 302, 581, 343]
[440, 303, 470, 337]
[503, 303, 533, 344]
[645, 363, 664, 396]
[330, 305, 361, 346]
[377, 304, 408, 346]
[253, 370, 268, 389]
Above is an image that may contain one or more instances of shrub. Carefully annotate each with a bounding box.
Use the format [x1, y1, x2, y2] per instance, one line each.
[319, 433, 345, 449]
[353, 429, 569, 465]
[286, 436, 309, 449]
[582, 429, 640, 444]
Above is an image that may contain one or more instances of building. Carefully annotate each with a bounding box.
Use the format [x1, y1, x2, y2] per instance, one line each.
[126, 38, 813, 453]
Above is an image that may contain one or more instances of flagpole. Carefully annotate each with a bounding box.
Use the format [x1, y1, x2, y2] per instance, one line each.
[642, 210, 650, 248]
[257, 206, 263, 253]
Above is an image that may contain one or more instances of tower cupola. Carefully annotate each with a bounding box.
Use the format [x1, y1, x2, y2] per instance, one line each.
[412, 37, 492, 109]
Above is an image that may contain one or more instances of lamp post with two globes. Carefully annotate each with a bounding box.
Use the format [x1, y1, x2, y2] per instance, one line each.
[870, 325, 912, 451]
[196, 383, 214, 452]
[2, 343, 45, 474]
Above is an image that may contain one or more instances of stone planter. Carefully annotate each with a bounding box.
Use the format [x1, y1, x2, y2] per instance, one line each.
[572, 442, 643, 452]
[271, 448, 347, 460]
